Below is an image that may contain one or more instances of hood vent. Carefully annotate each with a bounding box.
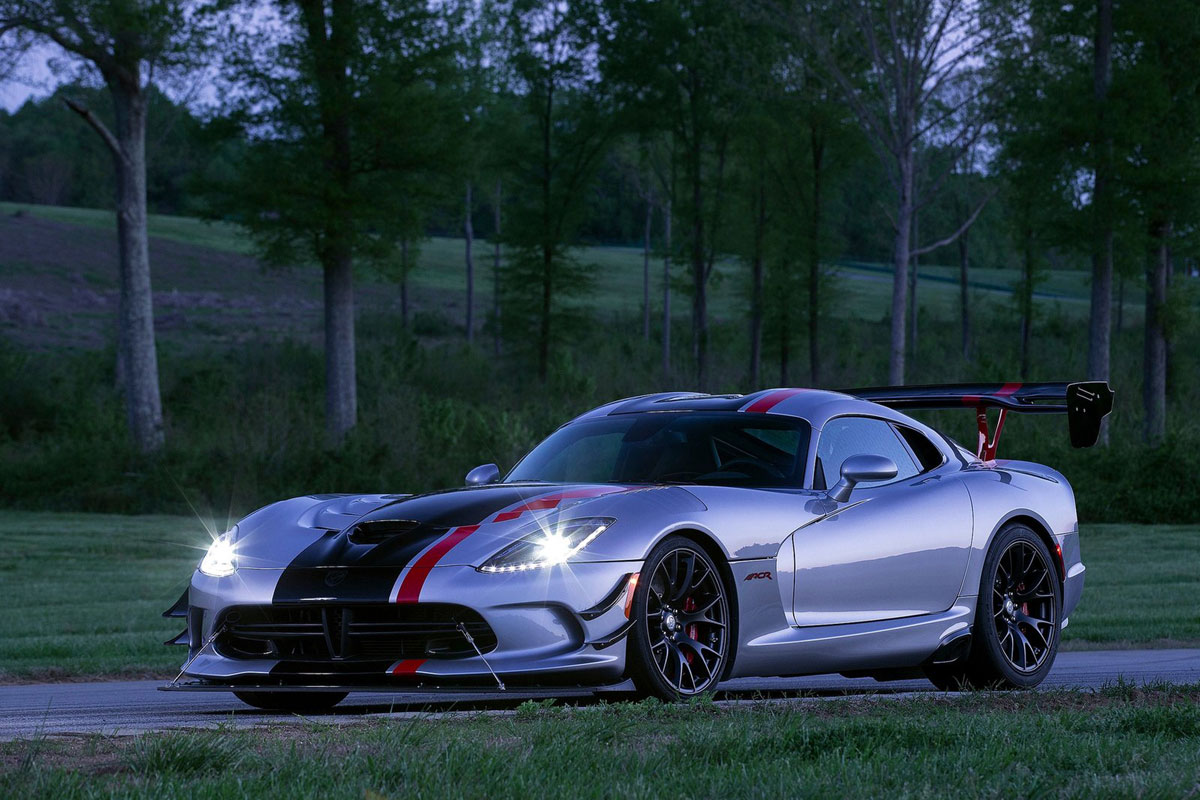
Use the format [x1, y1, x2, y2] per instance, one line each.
[349, 519, 442, 545]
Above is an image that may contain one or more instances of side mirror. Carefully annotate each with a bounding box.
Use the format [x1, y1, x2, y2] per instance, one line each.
[465, 463, 501, 486]
[827, 454, 897, 503]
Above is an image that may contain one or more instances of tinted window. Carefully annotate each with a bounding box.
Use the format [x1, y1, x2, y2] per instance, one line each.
[814, 417, 920, 490]
[507, 413, 810, 487]
[895, 425, 945, 472]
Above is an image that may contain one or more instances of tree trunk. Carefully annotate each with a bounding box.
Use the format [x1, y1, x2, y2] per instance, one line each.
[324, 246, 357, 442]
[1019, 224, 1034, 380]
[305, 0, 359, 443]
[1088, 0, 1114, 445]
[662, 198, 672, 381]
[779, 302, 790, 386]
[538, 78, 553, 382]
[400, 239, 409, 329]
[110, 86, 164, 454]
[690, 148, 708, 388]
[464, 181, 474, 344]
[908, 208, 919, 362]
[492, 179, 502, 358]
[749, 180, 765, 386]
[1143, 223, 1169, 444]
[539, 240, 552, 381]
[643, 197, 652, 342]
[889, 154, 914, 385]
[1116, 273, 1124, 333]
[808, 123, 825, 387]
[958, 227, 971, 361]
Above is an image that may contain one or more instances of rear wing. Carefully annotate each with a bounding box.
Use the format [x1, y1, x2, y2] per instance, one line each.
[843, 381, 1114, 460]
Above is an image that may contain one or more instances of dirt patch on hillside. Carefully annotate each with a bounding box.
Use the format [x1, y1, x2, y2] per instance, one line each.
[0, 213, 442, 351]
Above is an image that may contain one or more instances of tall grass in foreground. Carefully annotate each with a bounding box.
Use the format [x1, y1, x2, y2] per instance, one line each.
[3, 689, 1200, 798]
[1, 301, 1197, 521]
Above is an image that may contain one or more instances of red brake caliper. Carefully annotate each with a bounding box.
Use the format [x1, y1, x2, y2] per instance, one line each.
[683, 597, 698, 664]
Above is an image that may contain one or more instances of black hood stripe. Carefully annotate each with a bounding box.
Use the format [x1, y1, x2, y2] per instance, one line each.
[271, 487, 544, 604]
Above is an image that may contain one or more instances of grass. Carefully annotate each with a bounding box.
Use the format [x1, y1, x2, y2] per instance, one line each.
[0, 513, 212, 683]
[3, 688, 1200, 797]
[1064, 524, 1200, 646]
[0, 512, 1195, 683]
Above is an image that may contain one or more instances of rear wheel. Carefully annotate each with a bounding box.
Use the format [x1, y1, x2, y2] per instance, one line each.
[925, 523, 1061, 690]
[627, 536, 732, 701]
[233, 691, 348, 712]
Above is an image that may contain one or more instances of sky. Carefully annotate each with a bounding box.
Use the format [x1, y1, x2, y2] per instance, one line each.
[1, 45, 61, 112]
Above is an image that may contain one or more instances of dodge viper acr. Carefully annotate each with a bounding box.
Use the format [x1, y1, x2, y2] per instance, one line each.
[163, 381, 1113, 708]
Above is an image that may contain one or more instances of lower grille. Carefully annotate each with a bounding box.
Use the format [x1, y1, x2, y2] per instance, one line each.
[214, 603, 496, 662]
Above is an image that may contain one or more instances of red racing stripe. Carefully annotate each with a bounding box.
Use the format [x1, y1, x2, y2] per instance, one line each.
[394, 525, 479, 604]
[391, 658, 426, 676]
[743, 388, 806, 414]
[491, 487, 622, 523]
[963, 382, 1022, 406]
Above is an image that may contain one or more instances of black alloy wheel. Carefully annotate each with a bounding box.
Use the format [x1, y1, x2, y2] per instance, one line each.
[991, 539, 1059, 673]
[925, 523, 1062, 691]
[627, 535, 731, 700]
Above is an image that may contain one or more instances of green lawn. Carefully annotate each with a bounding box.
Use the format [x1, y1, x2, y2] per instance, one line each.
[1, 512, 1195, 683]
[3, 688, 1199, 798]
[0, 513, 213, 682]
[3, 200, 1148, 326]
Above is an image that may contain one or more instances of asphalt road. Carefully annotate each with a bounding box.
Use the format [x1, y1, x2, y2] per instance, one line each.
[2, 648, 1197, 740]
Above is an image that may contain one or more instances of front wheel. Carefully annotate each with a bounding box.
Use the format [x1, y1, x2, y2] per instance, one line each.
[926, 523, 1061, 690]
[626, 535, 733, 701]
[233, 691, 348, 712]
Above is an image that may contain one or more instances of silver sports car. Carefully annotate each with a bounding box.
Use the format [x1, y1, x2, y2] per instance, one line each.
[163, 381, 1113, 708]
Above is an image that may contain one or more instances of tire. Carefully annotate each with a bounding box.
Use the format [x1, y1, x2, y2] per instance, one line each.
[627, 535, 733, 701]
[925, 523, 1061, 690]
[233, 690, 348, 712]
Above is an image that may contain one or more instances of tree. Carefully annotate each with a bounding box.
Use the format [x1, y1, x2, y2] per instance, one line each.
[787, 0, 1000, 384]
[216, 0, 461, 441]
[496, 0, 616, 381]
[1087, 0, 1114, 390]
[0, 0, 213, 453]
[761, 21, 864, 387]
[1116, 0, 1200, 443]
[603, 0, 758, 387]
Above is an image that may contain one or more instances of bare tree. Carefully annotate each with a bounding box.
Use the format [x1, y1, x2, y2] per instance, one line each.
[1143, 222, 1168, 443]
[464, 180, 475, 343]
[788, 0, 999, 384]
[492, 178, 502, 357]
[0, 0, 212, 453]
[23, 152, 72, 204]
[1088, 0, 1114, 392]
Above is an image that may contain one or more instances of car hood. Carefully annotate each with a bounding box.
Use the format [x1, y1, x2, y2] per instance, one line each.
[230, 483, 647, 571]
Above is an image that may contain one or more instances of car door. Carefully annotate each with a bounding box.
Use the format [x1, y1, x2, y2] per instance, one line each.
[791, 416, 973, 626]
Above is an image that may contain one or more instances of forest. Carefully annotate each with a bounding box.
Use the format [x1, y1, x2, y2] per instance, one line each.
[0, 0, 1197, 520]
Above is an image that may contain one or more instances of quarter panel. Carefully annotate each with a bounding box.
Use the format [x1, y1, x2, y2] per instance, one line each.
[956, 461, 1081, 605]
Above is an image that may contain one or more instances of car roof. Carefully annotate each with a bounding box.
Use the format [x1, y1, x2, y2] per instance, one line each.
[570, 388, 934, 433]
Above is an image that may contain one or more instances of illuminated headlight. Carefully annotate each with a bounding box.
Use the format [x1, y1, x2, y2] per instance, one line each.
[480, 518, 614, 573]
[199, 528, 238, 577]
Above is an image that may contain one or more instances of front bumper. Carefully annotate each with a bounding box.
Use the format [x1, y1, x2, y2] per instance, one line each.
[172, 561, 640, 690]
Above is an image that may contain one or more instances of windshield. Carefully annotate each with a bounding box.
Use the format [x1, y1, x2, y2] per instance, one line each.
[506, 412, 811, 487]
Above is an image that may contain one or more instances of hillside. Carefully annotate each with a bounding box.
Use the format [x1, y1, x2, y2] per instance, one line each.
[0, 202, 1141, 354]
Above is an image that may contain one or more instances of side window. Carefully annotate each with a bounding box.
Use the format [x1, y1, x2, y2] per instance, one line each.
[895, 425, 945, 473]
[814, 417, 920, 490]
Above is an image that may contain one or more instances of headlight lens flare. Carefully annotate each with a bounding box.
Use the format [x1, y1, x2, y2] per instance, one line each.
[200, 529, 238, 577]
[480, 518, 614, 573]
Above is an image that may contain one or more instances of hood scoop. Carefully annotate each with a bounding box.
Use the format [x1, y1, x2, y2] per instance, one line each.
[349, 519, 446, 545]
